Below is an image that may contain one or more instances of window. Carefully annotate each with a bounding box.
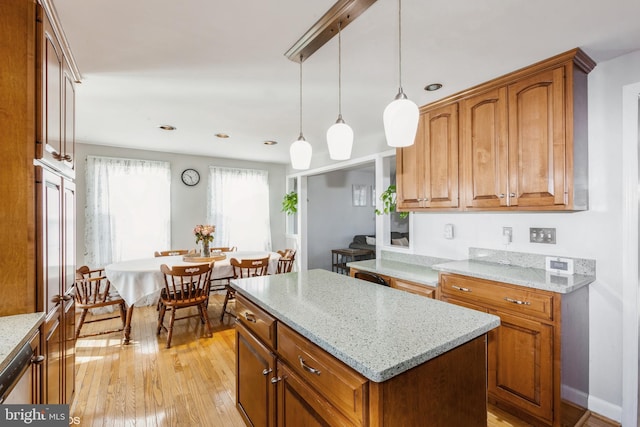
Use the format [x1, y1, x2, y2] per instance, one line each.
[85, 156, 171, 266]
[208, 167, 272, 251]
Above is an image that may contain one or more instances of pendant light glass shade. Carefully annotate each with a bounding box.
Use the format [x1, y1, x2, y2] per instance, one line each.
[384, 0, 418, 148]
[290, 56, 312, 170]
[290, 135, 312, 170]
[327, 22, 353, 160]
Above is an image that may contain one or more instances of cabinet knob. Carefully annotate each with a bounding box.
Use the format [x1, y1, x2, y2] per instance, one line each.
[51, 295, 63, 304]
[509, 193, 516, 197]
[243, 312, 256, 323]
[451, 285, 471, 292]
[30, 355, 45, 365]
[262, 368, 272, 376]
[498, 193, 505, 198]
[270, 376, 282, 384]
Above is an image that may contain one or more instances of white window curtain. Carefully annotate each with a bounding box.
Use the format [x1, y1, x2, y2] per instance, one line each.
[85, 156, 171, 266]
[208, 167, 272, 251]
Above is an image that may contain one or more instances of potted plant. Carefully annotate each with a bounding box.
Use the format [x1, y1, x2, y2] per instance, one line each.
[281, 191, 298, 215]
[375, 184, 408, 219]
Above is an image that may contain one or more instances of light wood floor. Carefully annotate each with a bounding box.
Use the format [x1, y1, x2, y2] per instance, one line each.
[70, 295, 618, 427]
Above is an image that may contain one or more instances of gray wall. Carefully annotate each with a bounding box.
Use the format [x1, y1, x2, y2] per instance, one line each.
[75, 143, 287, 266]
[307, 168, 375, 270]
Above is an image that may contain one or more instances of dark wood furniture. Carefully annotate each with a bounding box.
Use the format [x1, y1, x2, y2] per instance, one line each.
[157, 262, 213, 348]
[276, 249, 296, 274]
[331, 248, 374, 275]
[73, 266, 127, 339]
[153, 249, 193, 257]
[1, 0, 80, 405]
[396, 48, 595, 213]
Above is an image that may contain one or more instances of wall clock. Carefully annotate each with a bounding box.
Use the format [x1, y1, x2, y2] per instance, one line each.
[181, 168, 200, 186]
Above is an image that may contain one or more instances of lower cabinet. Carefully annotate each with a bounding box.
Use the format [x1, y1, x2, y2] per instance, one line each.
[439, 273, 589, 427]
[349, 268, 436, 299]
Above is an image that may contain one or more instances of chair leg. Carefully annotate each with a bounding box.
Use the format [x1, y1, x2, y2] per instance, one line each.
[75, 309, 89, 339]
[166, 308, 176, 349]
[220, 289, 231, 322]
[157, 304, 166, 335]
[201, 303, 213, 337]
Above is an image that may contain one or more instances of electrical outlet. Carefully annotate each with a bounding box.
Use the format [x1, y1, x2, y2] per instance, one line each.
[502, 227, 512, 245]
[530, 228, 556, 244]
[444, 224, 454, 239]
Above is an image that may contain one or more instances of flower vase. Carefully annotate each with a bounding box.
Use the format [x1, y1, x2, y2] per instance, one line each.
[202, 241, 210, 257]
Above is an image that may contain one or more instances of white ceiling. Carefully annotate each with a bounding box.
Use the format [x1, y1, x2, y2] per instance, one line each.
[54, 0, 640, 166]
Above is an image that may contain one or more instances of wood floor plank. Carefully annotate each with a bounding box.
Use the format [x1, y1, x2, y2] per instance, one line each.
[70, 295, 615, 427]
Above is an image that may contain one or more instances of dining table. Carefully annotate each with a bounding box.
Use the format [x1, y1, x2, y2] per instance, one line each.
[104, 251, 281, 344]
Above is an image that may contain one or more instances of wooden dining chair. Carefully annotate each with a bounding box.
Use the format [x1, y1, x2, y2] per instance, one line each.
[275, 249, 296, 274]
[211, 246, 237, 253]
[220, 256, 270, 322]
[157, 262, 214, 348]
[74, 266, 127, 339]
[154, 249, 195, 257]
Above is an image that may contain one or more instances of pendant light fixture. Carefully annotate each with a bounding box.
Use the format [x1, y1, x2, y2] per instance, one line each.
[289, 54, 313, 170]
[326, 21, 353, 160]
[383, 0, 419, 148]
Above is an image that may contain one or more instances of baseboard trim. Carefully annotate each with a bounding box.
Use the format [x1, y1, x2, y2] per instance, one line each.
[588, 395, 622, 424]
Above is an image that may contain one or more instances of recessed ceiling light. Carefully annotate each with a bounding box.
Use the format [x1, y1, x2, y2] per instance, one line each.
[264, 140, 278, 146]
[424, 83, 443, 91]
[158, 124, 176, 131]
[215, 133, 230, 139]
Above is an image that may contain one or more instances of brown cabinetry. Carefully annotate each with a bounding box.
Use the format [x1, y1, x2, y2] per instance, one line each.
[439, 273, 589, 427]
[349, 268, 436, 298]
[0, 0, 79, 405]
[397, 103, 459, 210]
[397, 48, 595, 213]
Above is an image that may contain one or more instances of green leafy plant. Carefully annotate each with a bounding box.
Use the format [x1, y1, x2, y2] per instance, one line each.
[375, 184, 408, 219]
[281, 191, 298, 215]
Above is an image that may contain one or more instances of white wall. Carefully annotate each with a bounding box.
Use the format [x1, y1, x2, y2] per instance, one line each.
[307, 168, 375, 270]
[75, 143, 287, 266]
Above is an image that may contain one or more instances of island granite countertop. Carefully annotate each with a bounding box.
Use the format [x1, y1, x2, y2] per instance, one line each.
[231, 269, 499, 383]
[0, 312, 45, 373]
[346, 258, 439, 287]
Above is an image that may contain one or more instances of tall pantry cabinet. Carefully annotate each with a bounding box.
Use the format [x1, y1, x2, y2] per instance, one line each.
[0, 0, 80, 405]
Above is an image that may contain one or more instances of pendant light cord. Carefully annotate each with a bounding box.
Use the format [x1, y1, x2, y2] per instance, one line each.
[398, 0, 403, 91]
[338, 21, 343, 118]
[299, 54, 304, 138]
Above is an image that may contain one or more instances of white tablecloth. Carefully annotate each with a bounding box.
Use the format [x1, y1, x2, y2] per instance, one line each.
[105, 251, 280, 306]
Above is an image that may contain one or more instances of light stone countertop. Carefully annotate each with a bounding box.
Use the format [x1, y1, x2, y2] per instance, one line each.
[0, 312, 45, 373]
[431, 259, 596, 293]
[231, 269, 500, 382]
[346, 259, 439, 286]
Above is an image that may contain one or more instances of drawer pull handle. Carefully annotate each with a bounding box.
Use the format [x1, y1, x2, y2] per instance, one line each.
[451, 285, 471, 292]
[504, 297, 531, 306]
[270, 376, 282, 384]
[243, 312, 257, 323]
[298, 356, 321, 376]
[262, 368, 272, 376]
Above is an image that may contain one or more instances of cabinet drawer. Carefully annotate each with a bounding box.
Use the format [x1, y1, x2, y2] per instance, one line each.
[391, 278, 435, 298]
[277, 323, 368, 425]
[236, 294, 277, 349]
[440, 274, 554, 321]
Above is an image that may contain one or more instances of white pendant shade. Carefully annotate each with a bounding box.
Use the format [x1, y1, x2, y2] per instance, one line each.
[290, 137, 312, 170]
[383, 97, 419, 147]
[327, 120, 353, 160]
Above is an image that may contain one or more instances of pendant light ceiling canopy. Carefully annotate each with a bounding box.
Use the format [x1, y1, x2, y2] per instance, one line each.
[327, 21, 353, 161]
[383, 0, 419, 148]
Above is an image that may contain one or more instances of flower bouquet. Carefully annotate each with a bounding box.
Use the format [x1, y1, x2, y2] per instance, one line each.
[194, 225, 215, 256]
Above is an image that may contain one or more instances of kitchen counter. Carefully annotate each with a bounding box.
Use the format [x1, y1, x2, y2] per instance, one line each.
[432, 259, 596, 293]
[0, 312, 45, 373]
[346, 258, 439, 286]
[231, 269, 499, 382]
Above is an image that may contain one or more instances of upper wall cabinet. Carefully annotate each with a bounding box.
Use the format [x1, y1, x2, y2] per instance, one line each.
[398, 48, 595, 212]
[397, 103, 459, 210]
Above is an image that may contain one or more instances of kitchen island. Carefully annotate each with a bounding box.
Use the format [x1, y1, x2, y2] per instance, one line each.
[231, 269, 500, 427]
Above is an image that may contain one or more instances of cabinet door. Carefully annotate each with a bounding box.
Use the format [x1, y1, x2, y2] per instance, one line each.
[37, 167, 62, 314]
[461, 87, 509, 208]
[236, 322, 276, 427]
[62, 60, 75, 170]
[488, 310, 553, 423]
[63, 179, 75, 294]
[42, 313, 62, 405]
[63, 297, 75, 404]
[276, 361, 355, 427]
[37, 9, 63, 165]
[397, 103, 459, 209]
[508, 66, 566, 207]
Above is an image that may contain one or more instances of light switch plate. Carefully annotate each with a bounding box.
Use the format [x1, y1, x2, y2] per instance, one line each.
[545, 256, 574, 275]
